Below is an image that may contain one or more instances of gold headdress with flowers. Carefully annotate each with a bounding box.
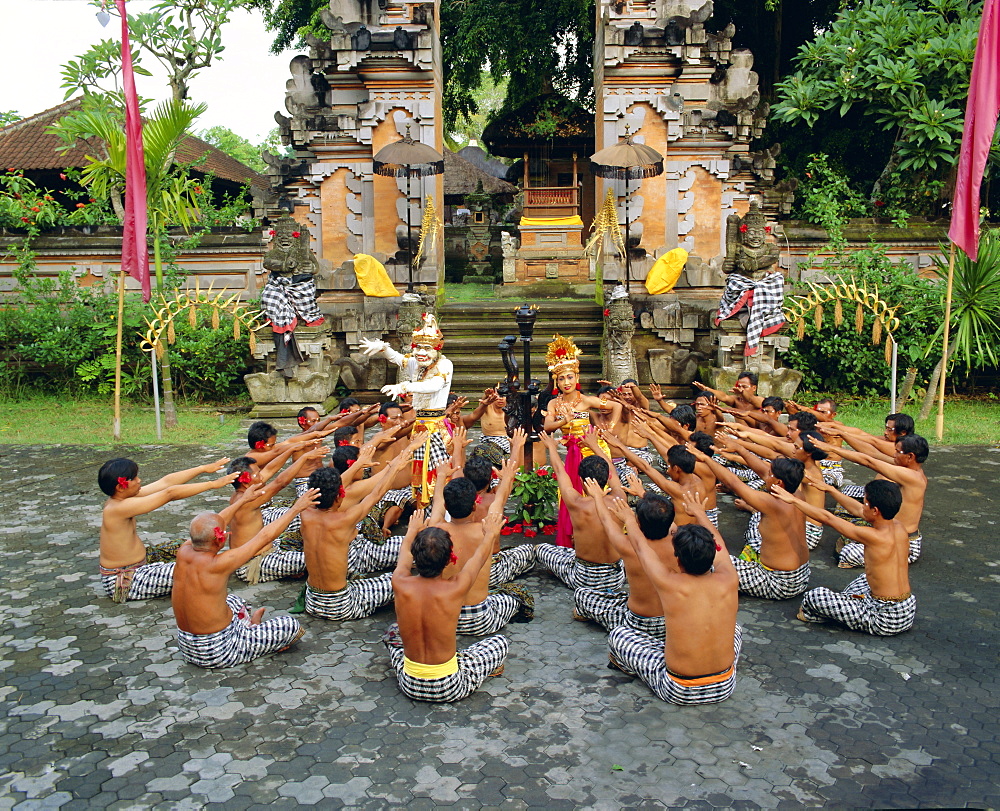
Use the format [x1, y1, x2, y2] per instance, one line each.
[546, 334, 581, 374]
[411, 312, 444, 351]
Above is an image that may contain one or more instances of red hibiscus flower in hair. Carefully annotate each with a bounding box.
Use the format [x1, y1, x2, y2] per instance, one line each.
[297, 416, 309, 427]
[238, 471, 252, 485]
[117, 476, 130, 490]
[346, 459, 355, 467]
[378, 414, 387, 424]
[340, 408, 350, 414]
[214, 527, 226, 543]
[449, 551, 458, 565]
[338, 486, 346, 499]
[337, 440, 350, 447]
[254, 440, 267, 450]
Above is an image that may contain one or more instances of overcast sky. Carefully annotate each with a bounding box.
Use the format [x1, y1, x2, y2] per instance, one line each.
[0, 0, 298, 142]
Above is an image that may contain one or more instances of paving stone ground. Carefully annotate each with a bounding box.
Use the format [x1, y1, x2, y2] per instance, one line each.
[1, 439, 998, 809]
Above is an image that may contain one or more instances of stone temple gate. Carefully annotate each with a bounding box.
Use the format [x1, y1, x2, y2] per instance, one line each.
[250, 0, 801, 415]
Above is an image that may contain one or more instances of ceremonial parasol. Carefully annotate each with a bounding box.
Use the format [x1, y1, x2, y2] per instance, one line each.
[590, 126, 664, 287]
[373, 126, 445, 292]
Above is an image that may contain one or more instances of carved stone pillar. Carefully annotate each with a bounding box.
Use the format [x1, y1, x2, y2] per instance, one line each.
[602, 286, 638, 385]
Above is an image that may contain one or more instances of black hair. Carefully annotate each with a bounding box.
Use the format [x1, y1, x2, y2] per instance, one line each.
[693, 391, 713, 403]
[443, 477, 478, 519]
[597, 384, 616, 396]
[689, 431, 715, 455]
[247, 421, 277, 449]
[897, 433, 929, 464]
[799, 430, 829, 461]
[337, 396, 360, 412]
[635, 493, 675, 540]
[412, 527, 453, 578]
[98, 458, 138, 496]
[297, 406, 319, 419]
[333, 425, 358, 445]
[887, 413, 914, 437]
[667, 444, 696, 475]
[670, 404, 697, 431]
[771, 456, 805, 493]
[865, 479, 903, 520]
[621, 378, 638, 386]
[737, 371, 758, 387]
[788, 411, 818, 432]
[762, 396, 784, 412]
[463, 456, 493, 492]
[672, 524, 716, 575]
[578, 455, 610, 488]
[379, 400, 403, 416]
[447, 393, 459, 405]
[331, 445, 360, 473]
[816, 397, 838, 412]
[308, 467, 343, 510]
[225, 456, 255, 489]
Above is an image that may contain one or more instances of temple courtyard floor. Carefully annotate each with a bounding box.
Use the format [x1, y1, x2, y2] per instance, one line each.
[1, 440, 998, 809]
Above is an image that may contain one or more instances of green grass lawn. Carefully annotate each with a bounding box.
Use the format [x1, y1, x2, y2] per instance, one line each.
[805, 394, 999, 446]
[0, 394, 247, 446]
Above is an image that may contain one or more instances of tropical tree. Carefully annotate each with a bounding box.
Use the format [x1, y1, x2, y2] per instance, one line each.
[197, 125, 267, 172]
[51, 98, 208, 427]
[771, 0, 983, 214]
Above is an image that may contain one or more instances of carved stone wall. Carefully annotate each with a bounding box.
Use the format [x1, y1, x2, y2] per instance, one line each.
[262, 1, 444, 292]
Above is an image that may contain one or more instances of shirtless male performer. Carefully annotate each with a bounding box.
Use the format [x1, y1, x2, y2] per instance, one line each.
[383, 510, 509, 702]
[533, 431, 627, 594]
[574, 480, 676, 639]
[606, 494, 741, 704]
[171, 488, 318, 668]
[772, 479, 916, 635]
[98, 457, 237, 603]
[689, 443, 810, 601]
[297, 447, 415, 622]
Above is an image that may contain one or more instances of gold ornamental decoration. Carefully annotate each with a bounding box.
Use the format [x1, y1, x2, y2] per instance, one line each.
[584, 188, 626, 260]
[414, 195, 443, 267]
[140, 281, 266, 359]
[784, 277, 902, 365]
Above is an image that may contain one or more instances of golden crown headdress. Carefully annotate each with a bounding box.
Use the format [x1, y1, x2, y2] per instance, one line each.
[546, 334, 581, 374]
[411, 312, 444, 350]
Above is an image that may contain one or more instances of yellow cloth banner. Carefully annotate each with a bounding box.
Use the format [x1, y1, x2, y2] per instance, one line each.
[645, 248, 689, 295]
[353, 254, 399, 297]
[403, 654, 459, 679]
[518, 216, 584, 227]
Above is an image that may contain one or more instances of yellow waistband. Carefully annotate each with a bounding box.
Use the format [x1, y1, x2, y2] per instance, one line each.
[403, 654, 459, 679]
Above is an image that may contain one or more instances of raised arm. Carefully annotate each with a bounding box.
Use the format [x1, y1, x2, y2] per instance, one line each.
[679, 490, 734, 572]
[538, 432, 586, 509]
[113, 472, 239, 519]
[213, 488, 319, 572]
[769, 485, 877, 544]
[452, 511, 506, 593]
[580, 428, 627, 500]
[139, 457, 231, 494]
[687, 443, 773, 513]
[393, 510, 424, 578]
[342, 442, 418, 522]
[603, 431, 680, 496]
[583, 479, 634, 559]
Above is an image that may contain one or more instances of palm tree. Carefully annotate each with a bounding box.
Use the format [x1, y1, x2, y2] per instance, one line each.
[52, 98, 206, 427]
[919, 230, 1000, 419]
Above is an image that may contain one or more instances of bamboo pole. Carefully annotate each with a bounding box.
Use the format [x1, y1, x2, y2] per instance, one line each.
[113, 269, 125, 441]
[936, 241, 956, 441]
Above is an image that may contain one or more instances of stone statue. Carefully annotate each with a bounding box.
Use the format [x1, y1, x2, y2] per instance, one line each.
[360, 313, 453, 506]
[723, 200, 779, 278]
[602, 286, 638, 386]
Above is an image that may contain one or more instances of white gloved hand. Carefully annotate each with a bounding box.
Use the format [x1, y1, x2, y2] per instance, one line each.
[381, 383, 407, 398]
[360, 338, 388, 357]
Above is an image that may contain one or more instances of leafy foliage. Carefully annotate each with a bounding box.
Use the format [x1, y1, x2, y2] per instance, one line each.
[928, 230, 1000, 370]
[197, 125, 268, 173]
[772, 0, 983, 213]
[511, 465, 560, 526]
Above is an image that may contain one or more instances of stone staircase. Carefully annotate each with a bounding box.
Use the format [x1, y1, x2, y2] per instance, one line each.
[439, 301, 605, 398]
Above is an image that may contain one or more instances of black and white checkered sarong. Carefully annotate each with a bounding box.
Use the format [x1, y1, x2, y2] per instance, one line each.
[383, 629, 508, 703]
[488, 545, 535, 587]
[574, 588, 666, 639]
[349, 533, 403, 574]
[261, 502, 301, 533]
[800, 574, 916, 636]
[732, 555, 810, 600]
[715, 271, 785, 356]
[608, 624, 743, 704]
[175, 595, 301, 669]
[304, 575, 394, 621]
[235, 547, 305, 583]
[535, 543, 626, 591]
[100, 561, 174, 602]
[456, 595, 522, 636]
[260, 274, 323, 332]
[806, 522, 824, 550]
[819, 459, 844, 489]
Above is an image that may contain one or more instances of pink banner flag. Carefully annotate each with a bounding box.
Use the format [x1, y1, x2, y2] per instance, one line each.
[949, 0, 1000, 261]
[117, 0, 150, 301]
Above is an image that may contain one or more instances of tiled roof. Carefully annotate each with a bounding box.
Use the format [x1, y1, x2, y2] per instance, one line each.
[0, 97, 266, 190]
